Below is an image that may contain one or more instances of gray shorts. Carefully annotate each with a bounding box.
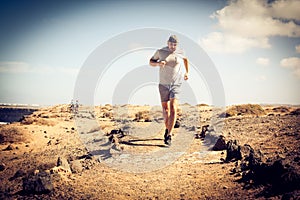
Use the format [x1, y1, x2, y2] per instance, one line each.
[159, 84, 181, 102]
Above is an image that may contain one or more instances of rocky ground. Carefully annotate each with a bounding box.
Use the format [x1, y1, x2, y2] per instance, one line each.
[0, 104, 299, 199]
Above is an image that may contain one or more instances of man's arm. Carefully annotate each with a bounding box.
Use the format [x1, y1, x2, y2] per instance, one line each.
[183, 57, 189, 80]
[149, 50, 166, 67]
[149, 58, 160, 67]
[150, 59, 166, 67]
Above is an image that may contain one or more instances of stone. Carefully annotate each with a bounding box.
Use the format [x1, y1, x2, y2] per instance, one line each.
[57, 157, 71, 173]
[22, 170, 53, 194]
[274, 169, 300, 193]
[4, 144, 14, 151]
[11, 169, 26, 180]
[70, 160, 83, 174]
[200, 125, 209, 139]
[190, 126, 196, 131]
[0, 163, 5, 171]
[174, 120, 180, 128]
[212, 135, 227, 151]
[225, 140, 242, 162]
[109, 129, 124, 135]
[282, 191, 300, 200]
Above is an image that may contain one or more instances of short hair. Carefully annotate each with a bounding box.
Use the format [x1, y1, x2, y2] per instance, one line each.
[168, 35, 178, 43]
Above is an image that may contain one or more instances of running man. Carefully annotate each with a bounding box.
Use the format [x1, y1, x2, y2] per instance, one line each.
[149, 35, 189, 145]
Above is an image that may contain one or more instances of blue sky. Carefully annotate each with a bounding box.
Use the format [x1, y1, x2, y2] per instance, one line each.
[0, 0, 299, 106]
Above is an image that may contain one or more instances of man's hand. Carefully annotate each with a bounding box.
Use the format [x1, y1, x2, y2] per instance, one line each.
[159, 60, 166, 68]
[184, 73, 189, 80]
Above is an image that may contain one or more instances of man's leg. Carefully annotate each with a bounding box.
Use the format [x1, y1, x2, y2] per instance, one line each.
[161, 101, 169, 130]
[167, 98, 178, 136]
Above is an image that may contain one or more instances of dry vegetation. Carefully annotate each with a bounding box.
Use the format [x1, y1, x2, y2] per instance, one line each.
[0, 125, 30, 144]
[134, 110, 151, 122]
[222, 104, 266, 117]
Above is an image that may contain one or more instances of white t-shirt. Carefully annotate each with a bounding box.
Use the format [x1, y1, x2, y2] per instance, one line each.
[151, 46, 185, 85]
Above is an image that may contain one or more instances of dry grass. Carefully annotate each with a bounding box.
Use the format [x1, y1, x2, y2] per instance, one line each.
[272, 106, 291, 113]
[134, 110, 151, 122]
[21, 116, 56, 126]
[197, 103, 209, 107]
[0, 125, 30, 144]
[222, 104, 266, 118]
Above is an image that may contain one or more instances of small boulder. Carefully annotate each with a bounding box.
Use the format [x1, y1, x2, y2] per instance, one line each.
[0, 163, 5, 171]
[22, 171, 53, 194]
[3, 144, 14, 151]
[212, 135, 227, 151]
[274, 169, 300, 193]
[174, 120, 180, 128]
[57, 157, 71, 173]
[70, 160, 83, 174]
[190, 126, 196, 131]
[289, 108, 300, 115]
[200, 125, 209, 139]
[9, 169, 26, 181]
[225, 140, 242, 162]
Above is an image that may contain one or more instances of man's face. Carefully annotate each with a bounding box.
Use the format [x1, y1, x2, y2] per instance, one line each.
[168, 42, 177, 52]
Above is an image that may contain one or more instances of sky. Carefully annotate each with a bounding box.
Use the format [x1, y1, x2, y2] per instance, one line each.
[0, 0, 299, 106]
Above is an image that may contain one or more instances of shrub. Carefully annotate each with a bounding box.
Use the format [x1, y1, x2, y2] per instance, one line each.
[134, 110, 151, 122]
[222, 104, 265, 118]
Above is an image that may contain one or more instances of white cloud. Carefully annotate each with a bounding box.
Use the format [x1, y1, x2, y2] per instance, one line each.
[0, 62, 30, 73]
[201, 32, 270, 53]
[270, 0, 300, 21]
[256, 57, 270, 66]
[280, 57, 300, 78]
[296, 44, 300, 53]
[201, 0, 300, 53]
[0, 61, 79, 76]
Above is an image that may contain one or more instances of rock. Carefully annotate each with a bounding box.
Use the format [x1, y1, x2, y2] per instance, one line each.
[174, 120, 180, 128]
[3, 144, 14, 151]
[70, 160, 83, 174]
[109, 129, 124, 135]
[57, 157, 71, 173]
[229, 140, 300, 196]
[274, 169, 300, 193]
[22, 170, 53, 194]
[190, 126, 196, 131]
[289, 108, 300, 115]
[200, 125, 209, 139]
[294, 156, 300, 162]
[0, 163, 5, 171]
[76, 154, 93, 160]
[212, 135, 227, 151]
[108, 129, 125, 142]
[282, 190, 300, 200]
[111, 134, 119, 144]
[9, 169, 26, 181]
[247, 148, 265, 170]
[225, 140, 242, 162]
